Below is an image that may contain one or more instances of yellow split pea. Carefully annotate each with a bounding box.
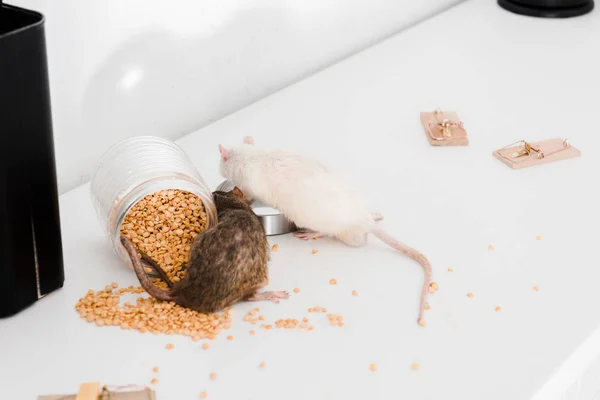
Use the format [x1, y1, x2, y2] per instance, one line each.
[120, 189, 208, 288]
[75, 190, 236, 341]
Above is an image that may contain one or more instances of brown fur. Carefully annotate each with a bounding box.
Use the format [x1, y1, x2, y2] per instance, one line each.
[121, 188, 270, 313]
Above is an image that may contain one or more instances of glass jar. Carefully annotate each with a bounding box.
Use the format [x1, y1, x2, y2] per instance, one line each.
[90, 136, 217, 267]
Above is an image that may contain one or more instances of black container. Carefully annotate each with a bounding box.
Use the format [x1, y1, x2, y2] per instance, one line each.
[0, 3, 65, 317]
[498, 0, 594, 17]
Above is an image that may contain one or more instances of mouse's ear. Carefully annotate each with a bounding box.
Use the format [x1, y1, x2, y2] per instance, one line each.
[219, 144, 230, 162]
[243, 136, 254, 145]
[232, 186, 245, 199]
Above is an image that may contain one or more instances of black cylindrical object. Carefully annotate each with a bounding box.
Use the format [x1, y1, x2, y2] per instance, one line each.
[0, 3, 65, 317]
[498, 0, 594, 18]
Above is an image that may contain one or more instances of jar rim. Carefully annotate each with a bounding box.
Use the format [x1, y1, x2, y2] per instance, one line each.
[110, 178, 217, 269]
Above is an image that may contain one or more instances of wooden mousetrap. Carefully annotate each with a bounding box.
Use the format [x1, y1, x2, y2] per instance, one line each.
[37, 383, 155, 400]
[420, 108, 468, 146]
[493, 138, 580, 169]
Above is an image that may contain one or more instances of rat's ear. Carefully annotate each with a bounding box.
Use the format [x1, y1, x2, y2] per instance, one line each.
[232, 186, 245, 199]
[218, 144, 230, 162]
[243, 136, 254, 145]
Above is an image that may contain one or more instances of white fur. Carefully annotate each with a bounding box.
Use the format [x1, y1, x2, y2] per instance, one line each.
[219, 143, 374, 238]
[219, 139, 433, 323]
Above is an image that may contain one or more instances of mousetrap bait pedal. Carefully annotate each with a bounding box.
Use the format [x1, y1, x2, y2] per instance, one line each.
[493, 138, 580, 169]
[420, 108, 468, 146]
[37, 383, 156, 400]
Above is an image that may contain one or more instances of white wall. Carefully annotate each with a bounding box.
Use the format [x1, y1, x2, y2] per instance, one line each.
[11, 0, 463, 193]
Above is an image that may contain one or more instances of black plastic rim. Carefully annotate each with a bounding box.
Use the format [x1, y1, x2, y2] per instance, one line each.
[498, 0, 594, 17]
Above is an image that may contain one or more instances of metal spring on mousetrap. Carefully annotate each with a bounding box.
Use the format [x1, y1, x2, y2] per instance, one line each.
[99, 385, 155, 400]
[430, 108, 465, 138]
[499, 139, 571, 162]
[46, 385, 153, 400]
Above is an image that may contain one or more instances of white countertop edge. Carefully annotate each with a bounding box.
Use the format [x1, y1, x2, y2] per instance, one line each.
[532, 324, 600, 400]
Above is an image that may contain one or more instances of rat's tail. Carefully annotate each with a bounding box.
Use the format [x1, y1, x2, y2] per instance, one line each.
[139, 252, 174, 289]
[120, 236, 175, 302]
[371, 228, 432, 325]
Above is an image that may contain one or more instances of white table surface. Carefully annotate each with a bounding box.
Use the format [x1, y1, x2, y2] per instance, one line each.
[2, 0, 600, 399]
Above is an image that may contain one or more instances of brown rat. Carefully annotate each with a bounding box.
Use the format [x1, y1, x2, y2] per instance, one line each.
[120, 187, 289, 313]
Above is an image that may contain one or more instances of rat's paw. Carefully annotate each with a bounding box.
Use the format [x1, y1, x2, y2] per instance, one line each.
[248, 290, 290, 304]
[371, 211, 384, 222]
[293, 230, 312, 240]
[265, 290, 289, 300]
[294, 230, 324, 241]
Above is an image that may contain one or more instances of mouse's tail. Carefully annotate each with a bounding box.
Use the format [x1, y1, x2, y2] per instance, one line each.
[371, 228, 432, 325]
[139, 252, 175, 289]
[120, 236, 175, 302]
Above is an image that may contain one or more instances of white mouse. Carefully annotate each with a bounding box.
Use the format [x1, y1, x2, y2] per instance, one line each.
[218, 136, 434, 325]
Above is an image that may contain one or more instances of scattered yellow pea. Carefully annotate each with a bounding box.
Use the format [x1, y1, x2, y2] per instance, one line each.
[428, 282, 439, 293]
[272, 244, 279, 252]
[369, 363, 377, 372]
[330, 279, 337, 285]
